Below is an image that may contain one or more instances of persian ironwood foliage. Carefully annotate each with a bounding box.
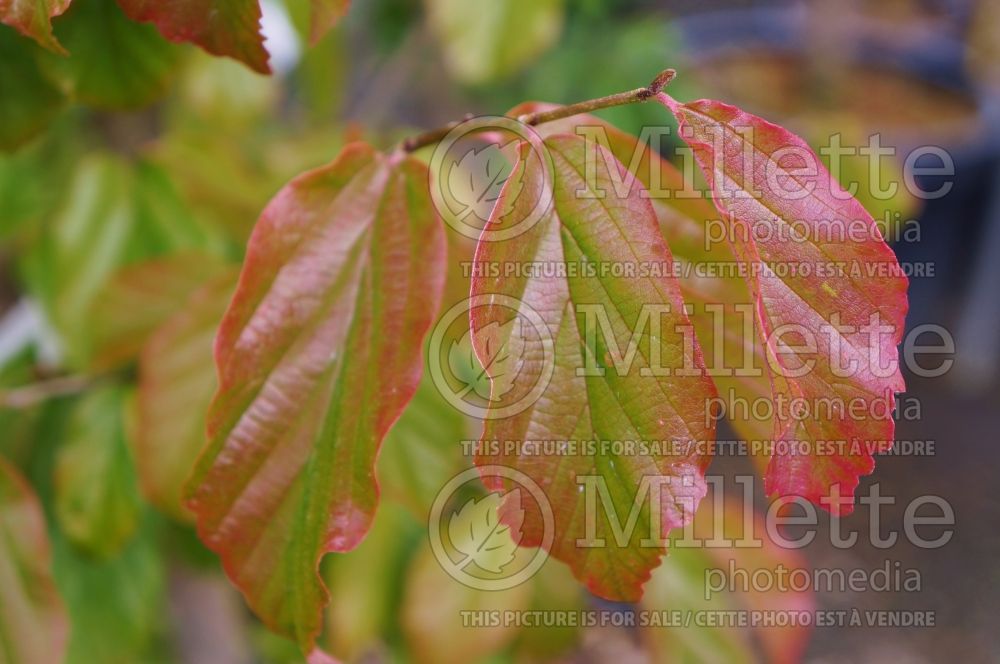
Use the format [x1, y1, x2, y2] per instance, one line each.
[186, 89, 907, 644]
[656, 94, 908, 511]
[184, 143, 446, 650]
[0, 0, 908, 648]
[470, 135, 717, 600]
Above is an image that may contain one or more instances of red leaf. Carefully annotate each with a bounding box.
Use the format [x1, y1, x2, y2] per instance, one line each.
[471, 135, 717, 601]
[658, 94, 908, 514]
[0, 458, 69, 664]
[0, 0, 71, 53]
[115, 0, 270, 73]
[185, 143, 446, 649]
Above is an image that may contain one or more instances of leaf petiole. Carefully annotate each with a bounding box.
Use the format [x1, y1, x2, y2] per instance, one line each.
[398, 68, 676, 153]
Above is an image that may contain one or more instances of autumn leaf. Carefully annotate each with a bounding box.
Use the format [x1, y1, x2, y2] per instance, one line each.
[0, 0, 71, 53]
[184, 142, 446, 651]
[657, 93, 908, 513]
[115, 0, 269, 74]
[471, 135, 717, 601]
[504, 103, 776, 478]
[0, 458, 69, 664]
[448, 490, 523, 574]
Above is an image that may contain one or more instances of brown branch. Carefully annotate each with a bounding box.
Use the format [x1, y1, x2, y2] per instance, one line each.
[0, 374, 95, 410]
[399, 68, 676, 153]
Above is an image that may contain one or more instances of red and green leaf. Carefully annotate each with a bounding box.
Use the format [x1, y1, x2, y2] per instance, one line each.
[504, 102, 791, 477]
[0, 458, 69, 664]
[471, 135, 717, 601]
[0, 0, 71, 53]
[185, 143, 446, 650]
[658, 94, 908, 513]
[115, 0, 269, 73]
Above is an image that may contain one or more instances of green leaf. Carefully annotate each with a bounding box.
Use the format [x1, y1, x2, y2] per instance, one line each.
[115, 0, 269, 73]
[185, 143, 447, 651]
[45, 0, 181, 109]
[134, 269, 238, 521]
[52, 520, 166, 664]
[425, 0, 564, 84]
[34, 154, 136, 364]
[54, 384, 142, 557]
[471, 135, 717, 601]
[0, 458, 69, 664]
[0, 27, 65, 151]
[0, 0, 71, 53]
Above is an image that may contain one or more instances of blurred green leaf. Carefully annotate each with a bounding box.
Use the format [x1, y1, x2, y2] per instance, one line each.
[0, 118, 82, 240]
[54, 384, 142, 557]
[378, 372, 470, 519]
[0, 27, 65, 151]
[425, 0, 564, 84]
[25, 154, 221, 367]
[402, 537, 532, 664]
[323, 501, 418, 661]
[44, 0, 181, 109]
[174, 51, 278, 128]
[53, 516, 167, 664]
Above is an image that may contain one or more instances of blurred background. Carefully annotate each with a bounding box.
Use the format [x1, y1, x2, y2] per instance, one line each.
[0, 0, 997, 661]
